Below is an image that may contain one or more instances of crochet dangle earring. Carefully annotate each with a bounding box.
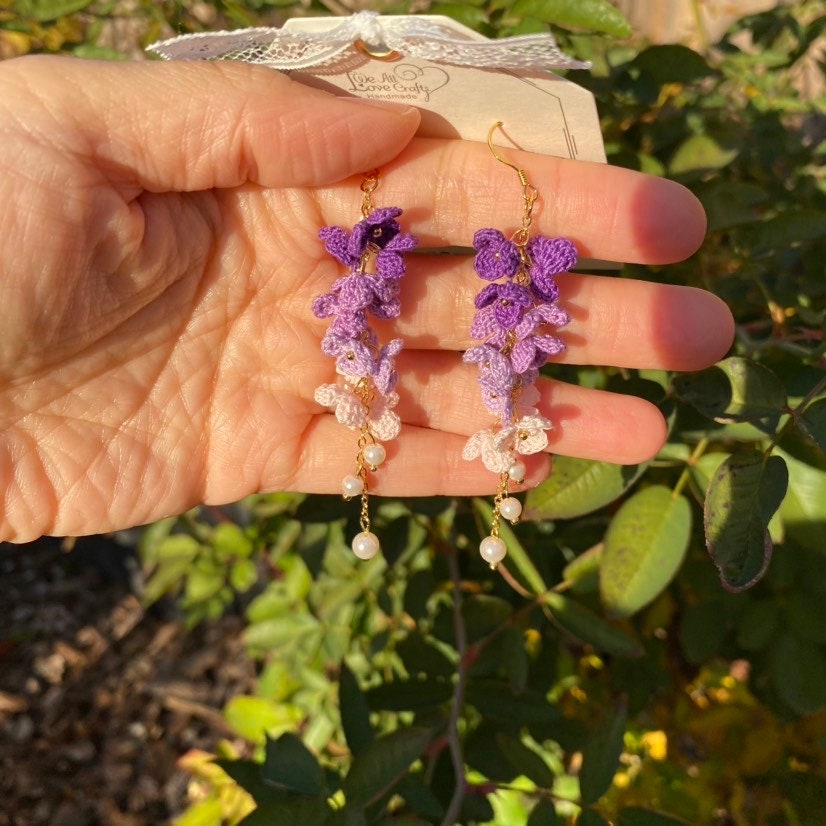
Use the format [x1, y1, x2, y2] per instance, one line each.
[312, 171, 418, 560]
[463, 123, 576, 569]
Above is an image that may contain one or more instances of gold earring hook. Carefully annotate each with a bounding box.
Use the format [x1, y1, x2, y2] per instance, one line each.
[486, 122, 538, 248]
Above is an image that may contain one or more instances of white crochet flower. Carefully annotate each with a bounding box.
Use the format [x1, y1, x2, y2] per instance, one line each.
[463, 412, 553, 474]
[314, 383, 401, 441]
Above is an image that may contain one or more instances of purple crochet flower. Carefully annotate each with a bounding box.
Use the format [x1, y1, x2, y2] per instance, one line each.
[320, 208, 417, 278]
[474, 281, 533, 329]
[473, 228, 521, 281]
[528, 236, 577, 301]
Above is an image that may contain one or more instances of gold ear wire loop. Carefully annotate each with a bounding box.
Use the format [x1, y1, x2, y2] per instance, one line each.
[487, 122, 538, 248]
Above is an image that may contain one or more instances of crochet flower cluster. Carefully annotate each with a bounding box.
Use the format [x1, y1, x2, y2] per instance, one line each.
[313, 207, 417, 440]
[463, 229, 575, 474]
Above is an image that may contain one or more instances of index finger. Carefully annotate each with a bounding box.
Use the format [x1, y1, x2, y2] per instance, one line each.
[318, 137, 707, 266]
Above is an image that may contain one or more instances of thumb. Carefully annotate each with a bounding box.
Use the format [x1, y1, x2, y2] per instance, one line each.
[2, 55, 421, 192]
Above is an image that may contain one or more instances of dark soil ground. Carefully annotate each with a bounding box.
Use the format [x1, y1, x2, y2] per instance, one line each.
[0, 538, 257, 825]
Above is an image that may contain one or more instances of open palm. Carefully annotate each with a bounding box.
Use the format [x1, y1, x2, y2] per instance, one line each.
[0, 57, 733, 542]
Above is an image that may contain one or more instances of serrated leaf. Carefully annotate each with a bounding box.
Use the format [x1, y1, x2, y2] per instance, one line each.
[524, 456, 647, 520]
[511, 0, 632, 37]
[673, 358, 787, 423]
[343, 728, 432, 807]
[705, 451, 788, 591]
[579, 703, 627, 804]
[262, 733, 326, 796]
[542, 593, 643, 657]
[600, 486, 691, 618]
[339, 664, 373, 757]
[798, 397, 826, 451]
[617, 808, 689, 826]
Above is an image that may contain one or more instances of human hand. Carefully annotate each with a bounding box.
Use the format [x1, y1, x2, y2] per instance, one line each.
[0, 56, 732, 542]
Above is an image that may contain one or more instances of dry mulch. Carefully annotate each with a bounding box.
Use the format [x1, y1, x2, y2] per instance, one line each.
[0, 538, 257, 826]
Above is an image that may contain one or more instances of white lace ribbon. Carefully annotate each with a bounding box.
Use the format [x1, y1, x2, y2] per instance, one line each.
[148, 11, 590, 72]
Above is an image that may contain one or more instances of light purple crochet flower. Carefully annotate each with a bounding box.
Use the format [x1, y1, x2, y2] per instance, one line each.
[463, 344, 519, 422]
[473, 228, 521, 281]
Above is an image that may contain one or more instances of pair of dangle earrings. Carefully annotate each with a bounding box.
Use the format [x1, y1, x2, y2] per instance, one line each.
[312, 126, 575, 568]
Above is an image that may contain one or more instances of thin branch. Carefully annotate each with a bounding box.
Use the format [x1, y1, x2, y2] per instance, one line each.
[441, 552, 469, 826]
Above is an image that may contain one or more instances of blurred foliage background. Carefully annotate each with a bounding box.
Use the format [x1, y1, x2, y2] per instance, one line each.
[2, 0, 824, 824]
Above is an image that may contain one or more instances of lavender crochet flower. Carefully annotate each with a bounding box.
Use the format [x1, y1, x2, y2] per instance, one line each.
[314, 206, 417, 438]
[464, 228, 575, 483]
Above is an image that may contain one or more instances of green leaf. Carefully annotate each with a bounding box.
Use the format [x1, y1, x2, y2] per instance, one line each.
[230, 559, 258, 593]
[174, 797, 223, 826]
[798, 397, 826, 451]
[688, 452, 729, 497]
[237, 799, 332, 826]
[542, 593, 643, 657]
[465, 679, 562, 727]
[339, 663, 374, 757]
[430, 3, 488, 29]
[396, 632, 456, 678]
[600, 486, 691, 618]
[752, 209, 826, 255]
[704, 451, 789, 591]
[262, 733, 326, 796]
[473, 498, 546, 593]
[396, 774, 445, 822]
[736, 599, 780, 652]
[697, 181, 767, 232]
[770, 634, 826, 715]
[669, 134, 739, 176]
[630, 45, 714, 84]
[563, 545, 603, 594]
[213, 522, 254, 560]
[617, 808, 689, 826]
[343, 728, 432, 807]
[673, 358, 787, 423]
[777, 446, 826, 551]
[578, 812, 610, 826]
[496, 733, 555, 788]
[525, 456, 647, 520]
[528, 799, 560, 826]
[511, 0, 632, 37]
[579, 703, 627, 804]
[243, 614, 321, 654]
[13, 0, 93, 21]
[223, 696, 302, 745]
[365, 679, 453, 711]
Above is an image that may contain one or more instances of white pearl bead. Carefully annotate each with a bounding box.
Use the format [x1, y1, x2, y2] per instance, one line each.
[352, 531, 380, 560]
[341, 475, 364, 498]
[363, 443, 386, 468]
[479, 535, 507, 567]
[508, 461, 527, 483]
[499, 497, 522, 523]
